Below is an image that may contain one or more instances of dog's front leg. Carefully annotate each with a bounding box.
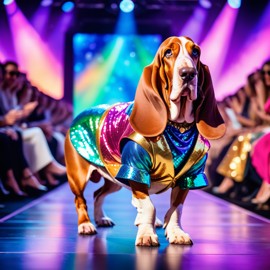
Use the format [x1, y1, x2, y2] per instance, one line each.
[129, 181, 159, 247]
[163, 186, 193, 245]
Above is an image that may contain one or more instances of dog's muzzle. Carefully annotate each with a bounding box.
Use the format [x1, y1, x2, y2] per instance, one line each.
[179, 67, 197, 82]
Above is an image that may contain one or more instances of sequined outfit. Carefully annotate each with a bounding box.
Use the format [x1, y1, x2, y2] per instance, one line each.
[70, 102, 210, 194]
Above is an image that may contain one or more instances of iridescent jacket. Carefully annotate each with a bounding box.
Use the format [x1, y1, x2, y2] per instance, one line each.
[69, 102, 210, 194]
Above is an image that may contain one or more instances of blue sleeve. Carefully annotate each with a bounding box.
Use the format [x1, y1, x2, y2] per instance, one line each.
[178, 154, 209, 189]
[115, 140, 152, 187]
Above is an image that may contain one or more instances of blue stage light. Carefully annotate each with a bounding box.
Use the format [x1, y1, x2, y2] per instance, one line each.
[227, 0, 241, 9]
[119, 0, 134, 13]
[3, 0, 14, 5]
[61, 1, 75, 13]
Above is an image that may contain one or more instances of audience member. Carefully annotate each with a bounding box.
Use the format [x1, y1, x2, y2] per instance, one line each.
[0, 63, 47, 195]
[249, 62, 270, 204]
[251, 132, 270, 204]
[18, 84, 66, 164]
[210, 59, 270, 204]
[0, 61, 66, 188]
[0, 128, 47, 195]
[208, 74, 262, 192]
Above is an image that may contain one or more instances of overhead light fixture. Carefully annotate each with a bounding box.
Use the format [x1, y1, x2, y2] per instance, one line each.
[119, 0, 135, 13]
[227, 0, 242, 9]
[61, 1, 75, 13]
[3, 0, 14, 5]
[41, 0, 53, 7]
[199, 0, 212, 9]
[110, 3, 118, 11]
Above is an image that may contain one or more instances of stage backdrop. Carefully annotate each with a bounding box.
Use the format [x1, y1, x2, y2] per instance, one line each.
[72, 33, 162, 117]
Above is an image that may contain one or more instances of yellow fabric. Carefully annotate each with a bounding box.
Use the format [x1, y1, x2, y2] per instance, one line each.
[127, 132, 209, 193]
[217, 133, 252, 182]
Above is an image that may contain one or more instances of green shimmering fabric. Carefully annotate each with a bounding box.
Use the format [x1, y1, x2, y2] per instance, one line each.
[179, 155, 208, 189]
[69, 105, 110, 166]
[117, 164, 151, 187]
[180, 173, 208, 189]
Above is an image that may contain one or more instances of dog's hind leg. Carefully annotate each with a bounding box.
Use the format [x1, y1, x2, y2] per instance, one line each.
[64, 131, 97, 235]
[94, 178, 122, 227]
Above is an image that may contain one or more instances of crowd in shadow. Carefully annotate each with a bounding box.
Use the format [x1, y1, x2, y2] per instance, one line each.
[0, 60, 72, 200]
[206, 59, 270, 213]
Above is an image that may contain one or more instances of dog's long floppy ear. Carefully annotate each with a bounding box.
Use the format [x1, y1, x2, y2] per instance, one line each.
[129, 53, 168, 137]
[195, 63, 226, 140]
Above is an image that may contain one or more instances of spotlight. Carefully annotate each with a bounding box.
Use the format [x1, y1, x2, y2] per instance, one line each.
[227, 0, 241, 9]
[3, 0, 14, 5]
[199, 0, 212, 9]
[61, 1, 75, 13]
[119, 0, 134, 13]
[110, 3, 118, 11]
[41, 0, 53, 7]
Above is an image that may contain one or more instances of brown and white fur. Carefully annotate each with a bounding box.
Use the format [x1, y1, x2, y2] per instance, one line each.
[64, 36, 225, 247]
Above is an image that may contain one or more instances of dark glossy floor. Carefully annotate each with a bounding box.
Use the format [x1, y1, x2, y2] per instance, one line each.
[0, 182, 270, 270]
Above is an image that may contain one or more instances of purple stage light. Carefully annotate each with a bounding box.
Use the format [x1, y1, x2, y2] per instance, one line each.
[40, 0, 53, 7]
[179, 6, 208, 44]
[5, 2, 63, 99]
[200, 3, 239, 97]
[214, 1, 270, 99]
[199, 0, 212, 9]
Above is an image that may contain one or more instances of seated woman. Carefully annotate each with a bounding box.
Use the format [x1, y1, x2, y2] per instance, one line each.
[212, 83, 261, 193]
[0, 61, 66, 187]
[250, 65, 270, 204]
[19, 86, 66, 163]
[0, 63, 38, 195]
[0, 127, 47, 196]
[205, 97, 243, 188]
[251, 131, 270, 205]
[213, 61, 270, 196]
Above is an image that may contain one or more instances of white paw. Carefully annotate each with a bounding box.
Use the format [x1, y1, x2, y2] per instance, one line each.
[135, 224, 160, 247]
[95, 217, 115, 227]
[78, 222, 97, 235]
[165, 226, 193, 245]
[155, 217, 163, 228]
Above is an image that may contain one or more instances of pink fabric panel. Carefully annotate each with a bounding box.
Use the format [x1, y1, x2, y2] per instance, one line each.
[251, 133, 270, 184]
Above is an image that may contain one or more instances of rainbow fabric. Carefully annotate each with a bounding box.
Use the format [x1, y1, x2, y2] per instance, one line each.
[69, 102, 210, 192]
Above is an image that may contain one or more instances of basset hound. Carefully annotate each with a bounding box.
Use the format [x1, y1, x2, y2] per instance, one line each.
[64, 36, 226, 246]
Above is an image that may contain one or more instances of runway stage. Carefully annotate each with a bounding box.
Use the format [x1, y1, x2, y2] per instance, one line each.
[0, 182, 270, 270]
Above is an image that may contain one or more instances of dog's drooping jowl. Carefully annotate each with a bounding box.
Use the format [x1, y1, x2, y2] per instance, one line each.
[64, 36, 226, 246]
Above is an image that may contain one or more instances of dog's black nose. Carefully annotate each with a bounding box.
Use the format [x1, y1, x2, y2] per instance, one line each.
[179, 67, 197, 81]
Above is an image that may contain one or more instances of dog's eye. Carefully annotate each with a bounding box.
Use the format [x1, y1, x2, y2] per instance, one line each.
[165, 49, 173, 58]
[192, 47, 200, 58]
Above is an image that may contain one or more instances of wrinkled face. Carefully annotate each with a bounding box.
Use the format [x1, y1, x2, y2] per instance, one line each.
[162, 36, 200, 122]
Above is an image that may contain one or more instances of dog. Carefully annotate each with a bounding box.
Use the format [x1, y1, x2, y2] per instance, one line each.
[64, 36, 226, 247]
